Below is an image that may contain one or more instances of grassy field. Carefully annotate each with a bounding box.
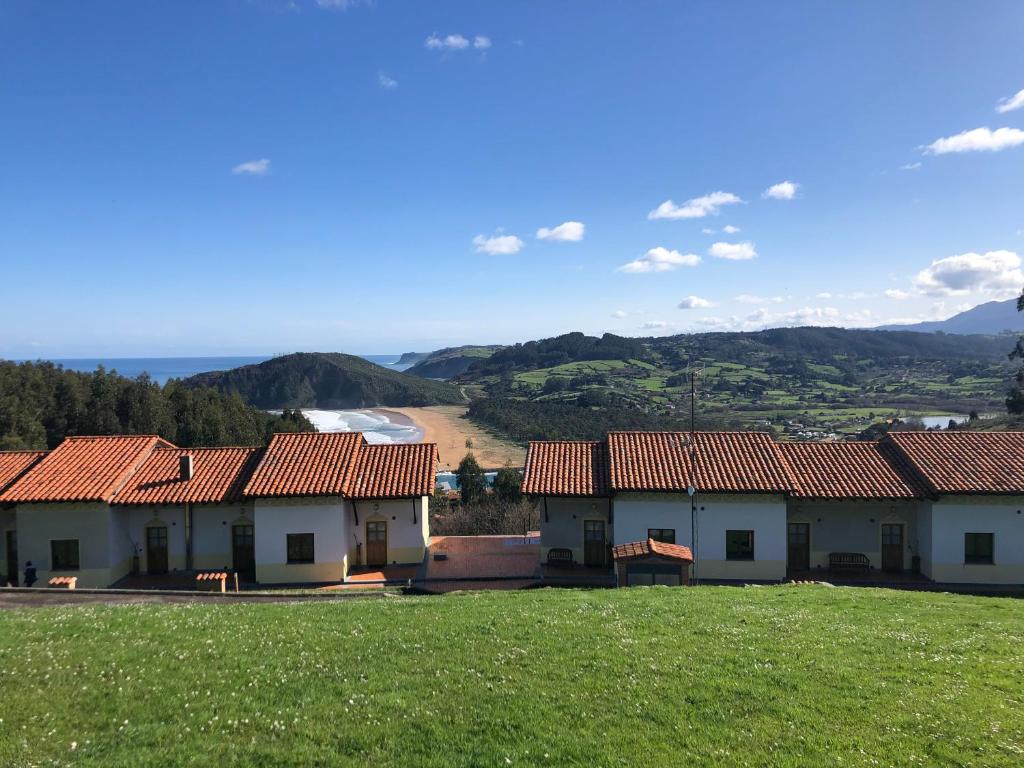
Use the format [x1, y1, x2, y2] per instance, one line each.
[1, 587, 1022, 767]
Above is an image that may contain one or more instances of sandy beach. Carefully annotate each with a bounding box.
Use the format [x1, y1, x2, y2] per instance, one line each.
[384, 405, 525, 470]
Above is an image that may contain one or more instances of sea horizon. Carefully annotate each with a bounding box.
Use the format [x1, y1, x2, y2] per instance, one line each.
[14, 353, 415, 385]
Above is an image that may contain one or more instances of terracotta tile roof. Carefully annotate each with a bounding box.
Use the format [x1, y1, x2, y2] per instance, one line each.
[612, 539, 694, 562]
[113, 446, 263, 505]
[779, 441, 928, 499]
[0, 451, 47, 495]
[521, 441, 610, 497]
[608, 431, 791, 493]
[885, 431, 1024, 495]
[346, 442, 438, 499]
[242, 432, 364, 499]
[0, 436, 171, 504]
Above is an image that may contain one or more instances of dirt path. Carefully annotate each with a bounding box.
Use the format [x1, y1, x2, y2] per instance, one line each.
[386, 405, 525, 469]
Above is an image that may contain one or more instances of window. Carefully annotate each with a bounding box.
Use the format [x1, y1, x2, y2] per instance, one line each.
[648, 528, 676, 544]
[51, 539, 80, 570]
[286, 533, 315, 564]
[964, 533, 993, 565]
[726, 530, 754, 561]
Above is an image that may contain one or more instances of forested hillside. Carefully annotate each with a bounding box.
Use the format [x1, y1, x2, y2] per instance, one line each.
[404, 345, 503, 379]
[453, 327, 1015, 439]
[0, 361, 312, 450]
[185, 352, 466, 409]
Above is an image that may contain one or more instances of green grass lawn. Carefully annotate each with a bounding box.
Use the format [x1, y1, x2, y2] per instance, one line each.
[1, 587, 1022, 767]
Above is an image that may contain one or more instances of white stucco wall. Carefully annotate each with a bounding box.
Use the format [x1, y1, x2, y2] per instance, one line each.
[692, 493, 787, 581]
[351, 497, 428, 566]
[786, 499, 919, 572]
[253, 497, 350, 584]
[538, 497, 612, 564]
[15, 502, 115, 588]
[926, 496, 1024, 584]
[613, 493, 690, 546]
[193, 503, 253, 572]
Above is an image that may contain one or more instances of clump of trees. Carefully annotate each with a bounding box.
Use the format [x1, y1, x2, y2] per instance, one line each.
[431, 454, 536, 536]
[0, 360, 313, 450]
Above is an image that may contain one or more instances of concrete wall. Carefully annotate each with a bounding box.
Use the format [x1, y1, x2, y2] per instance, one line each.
[693, 493, 787, 581]
[253, 497, 349, 584]
[613, 493, 690, 546]
[926, 496, 1024, 584]
[537, 497, 612, 564]
[786, 499, 919, 572]
[193, 503, 253, 572]
[15, 502, 115, 588]
[351, 497, 429, 566]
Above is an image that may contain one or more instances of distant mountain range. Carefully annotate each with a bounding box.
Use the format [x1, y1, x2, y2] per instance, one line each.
[878, 298, 1024, 335]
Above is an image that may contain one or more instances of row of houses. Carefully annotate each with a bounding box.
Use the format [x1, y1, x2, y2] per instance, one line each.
[523, 430, 1024, 585]
[0, 433, 436, 588]
[1, 429, 1023, 589]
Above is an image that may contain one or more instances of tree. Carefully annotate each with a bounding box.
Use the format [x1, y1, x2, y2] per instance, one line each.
[456, 452, 486, 506]
[493, 464, 522, 503]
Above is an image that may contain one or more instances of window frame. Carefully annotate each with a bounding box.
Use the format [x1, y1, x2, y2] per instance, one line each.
[725, 530, 755, 561]
[647, 528, 676, 544]
[286, 533, 315, 565]
[964, 532, 994, 565]
[50, 539, 80, 571]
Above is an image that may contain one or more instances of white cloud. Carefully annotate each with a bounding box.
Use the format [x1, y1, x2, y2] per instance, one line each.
[884, 288, 911, 300]
[426, 33, 471, 50]
[996, 88, 1024, 114]
[315, 0, 369, 8]
[473, 232, 524, 256]
[618, 246, 701, 273]
[923, 127, 1024, 154]
[900, 162, 922, 171]
[763, 181, 799, 200]
[678, 295, 716, 309]
[611, 309, 628, 319]
[232, 158, 269, 176]
[473, 35, 491, 49]
[913, 250, 1023, 297]
[709, 241, 757, 261]
[722, 224, 740, 234]
[536, 221, 584, 242]
[641, 320, 668, 330]
[377, 71, 398, 89]
[648, 191, 742, 220]
[816, 292, 833, 299]
[701, 228, 715, 235]
[688, 306, 847, 332]
[735, 294, 783, 304]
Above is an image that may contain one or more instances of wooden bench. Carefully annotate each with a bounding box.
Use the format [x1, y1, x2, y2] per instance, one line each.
[546, 548, 575, 567]
[48, 576, 77, 589]
[195, 572, 228, 593]
[829, 552, 870, 573]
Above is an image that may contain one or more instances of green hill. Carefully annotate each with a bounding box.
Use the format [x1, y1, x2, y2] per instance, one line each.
[185, 352, 466, 409]
[405, 344, 503, 379]
[453, 328, 1017, 438]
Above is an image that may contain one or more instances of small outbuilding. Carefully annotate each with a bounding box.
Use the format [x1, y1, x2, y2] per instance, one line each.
[612, 538, 693, 587]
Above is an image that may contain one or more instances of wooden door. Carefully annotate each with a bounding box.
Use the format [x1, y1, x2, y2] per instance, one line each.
[881, 524, 903, 573]
[232, 524, 255, 581]
[5, 530, 18, 586]
[366, 521, 387, 567]
[146, 526, 169, 575]
[583, 520, 606, 567]
[787, 523, 810, 572]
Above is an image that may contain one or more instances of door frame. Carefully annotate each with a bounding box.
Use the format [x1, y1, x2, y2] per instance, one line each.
[583, 519, 606, 568]
[145, 524, 169, 575]
[231, 523, 256, 581]
[5, 529, 18, 586]
[787, 521, 811, 573]
[880, 522, 905, 573]
[366, 519, 388, 567]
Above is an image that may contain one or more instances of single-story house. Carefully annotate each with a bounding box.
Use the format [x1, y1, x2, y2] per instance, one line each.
[523, 430, 1024, 586]
[0, 431, 437, 588]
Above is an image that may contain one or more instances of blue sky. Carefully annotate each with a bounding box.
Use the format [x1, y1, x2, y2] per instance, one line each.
[1, 1, 1023, 357]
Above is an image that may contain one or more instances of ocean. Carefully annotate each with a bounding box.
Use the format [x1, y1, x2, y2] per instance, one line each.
[25, 354, 413, 386]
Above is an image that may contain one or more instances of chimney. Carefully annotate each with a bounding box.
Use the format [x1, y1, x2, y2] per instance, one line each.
[179, 454, 194, 482]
